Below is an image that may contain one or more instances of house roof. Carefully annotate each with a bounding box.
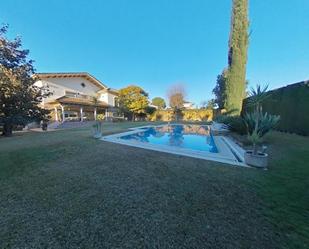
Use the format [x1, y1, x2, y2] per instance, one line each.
[97, 88, 119, 96]
[34, 72, 108, 90]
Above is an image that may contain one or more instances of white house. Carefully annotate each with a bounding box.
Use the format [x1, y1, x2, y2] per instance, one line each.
[34, 72, 119, 122]
[183, 101, 195, 109]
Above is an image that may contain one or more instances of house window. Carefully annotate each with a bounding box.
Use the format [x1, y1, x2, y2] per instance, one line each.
[81, 82, 86, 88]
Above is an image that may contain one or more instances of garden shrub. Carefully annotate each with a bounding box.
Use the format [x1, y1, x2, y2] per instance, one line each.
[150, 109, 213, 122]
[214, 115, 247, 135]
[97, 114, 105, 121]
[149, 110, 174, 121]
[182, 109, 213, 122]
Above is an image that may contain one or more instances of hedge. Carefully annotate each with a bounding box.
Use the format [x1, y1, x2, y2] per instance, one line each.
[149, 109, 213, 122]
[242, 81, 309, 135]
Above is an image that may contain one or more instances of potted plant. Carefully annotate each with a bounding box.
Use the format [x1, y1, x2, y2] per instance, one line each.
[243, 84, 280, 168]
[243, 111, 280, 168]
[92, 121, 102, 139]
[41, 120, 48, 131]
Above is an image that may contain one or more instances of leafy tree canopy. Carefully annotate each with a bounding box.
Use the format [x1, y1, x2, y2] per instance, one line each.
[0, 24, 50, 136]
[206, 99, 217, 109]
[212, 69, 228, 109]
[200, 99, 216, 109]
[151, 97, 166, 109]
[118, 85, 149, 120]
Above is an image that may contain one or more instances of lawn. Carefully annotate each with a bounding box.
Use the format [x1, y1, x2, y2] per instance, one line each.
[0, 122, 308, 249]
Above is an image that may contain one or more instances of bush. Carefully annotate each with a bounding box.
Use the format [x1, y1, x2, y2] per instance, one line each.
[228, 116, 247, 135]
[149, 110, 174, 121]
[214, 114, 229, 123]
[150, 109, 213, 122]
[145, 106, 156, 115]
[214, 115, 247, 135]
[97, 114, 105, 121]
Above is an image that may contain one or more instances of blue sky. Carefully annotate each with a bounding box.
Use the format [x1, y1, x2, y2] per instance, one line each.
[1, 0, 309, 106]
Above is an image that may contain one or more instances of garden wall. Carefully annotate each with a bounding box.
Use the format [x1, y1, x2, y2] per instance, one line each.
[150, 109, 213, 122]
[242, 80, 309, 135]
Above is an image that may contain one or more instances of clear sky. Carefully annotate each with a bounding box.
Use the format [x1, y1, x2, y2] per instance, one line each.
[1, 0, 309, 106]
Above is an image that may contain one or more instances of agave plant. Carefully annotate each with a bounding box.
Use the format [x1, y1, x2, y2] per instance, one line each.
[92, 121, 103, 138]
[244, 110, 280, 155]
[247, 84, 270, 112]
[243, 84, 281, 155]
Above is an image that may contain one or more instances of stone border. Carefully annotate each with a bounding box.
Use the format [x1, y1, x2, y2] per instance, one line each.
[101, 124, 249, 167]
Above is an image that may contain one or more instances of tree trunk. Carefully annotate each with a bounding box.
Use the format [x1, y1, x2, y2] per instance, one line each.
[174, 108, 178, 122]
[2, 122, 13, 136]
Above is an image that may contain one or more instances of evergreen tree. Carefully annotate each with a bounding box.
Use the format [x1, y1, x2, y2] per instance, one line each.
[0, 25, 50, 136]
[225, 0, 249, 114]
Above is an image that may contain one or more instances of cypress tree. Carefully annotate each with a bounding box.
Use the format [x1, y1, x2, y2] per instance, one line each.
[225, 0, 249, 114]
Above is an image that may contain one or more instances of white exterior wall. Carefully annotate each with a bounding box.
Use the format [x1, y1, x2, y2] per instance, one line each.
[35, 80, 65, 102]
[35, 76, 117, 107]
[44, 77, 101, 95]
[183, 102, 195, 109]
[99, 92, 117, 106]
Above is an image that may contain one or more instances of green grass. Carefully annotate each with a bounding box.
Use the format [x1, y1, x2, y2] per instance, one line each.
[252, 133, 309, 249]
[0, 122, 308, 248]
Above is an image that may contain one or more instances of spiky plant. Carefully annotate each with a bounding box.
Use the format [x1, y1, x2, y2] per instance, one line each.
[247, 84, 270, 112]
[243, 84, 280, 155]
[244, 111, 280, 155]
[92, 121, 103, 138]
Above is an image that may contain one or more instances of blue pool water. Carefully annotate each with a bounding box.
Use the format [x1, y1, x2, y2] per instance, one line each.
[120, 124, 218, 153]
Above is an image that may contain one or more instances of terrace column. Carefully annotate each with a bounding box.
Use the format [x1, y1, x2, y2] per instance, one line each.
[105, 108, 108, 121]
[61, 105, 65, 122]
[80, 106, 83, 122]
[54, 107, 58, 122]
[94, 107, 97, 120]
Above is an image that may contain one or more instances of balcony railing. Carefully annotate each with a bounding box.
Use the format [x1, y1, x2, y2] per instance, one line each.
[65, 91, 93, 100]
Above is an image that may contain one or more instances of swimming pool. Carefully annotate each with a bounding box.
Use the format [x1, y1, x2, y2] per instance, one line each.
[102, 124, 247, 166]
[120, 124, 218, 153]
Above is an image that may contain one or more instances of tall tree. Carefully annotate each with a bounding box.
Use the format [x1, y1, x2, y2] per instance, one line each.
[0, 25, 50, 136]
[200, 99, 216, 109]
[206, 99, 217, 109]
[225, 0, 249, 114]
[151, 97, 166, 109]
[167, 84, 186, 121]
[118, 85, 149, 121]
[212, 69, 228, 109]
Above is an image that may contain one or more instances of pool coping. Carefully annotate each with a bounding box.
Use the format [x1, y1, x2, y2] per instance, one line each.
[101, 124, 249, 167]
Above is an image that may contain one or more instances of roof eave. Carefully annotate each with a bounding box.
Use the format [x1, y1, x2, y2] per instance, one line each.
[34, 72, 108, 90]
